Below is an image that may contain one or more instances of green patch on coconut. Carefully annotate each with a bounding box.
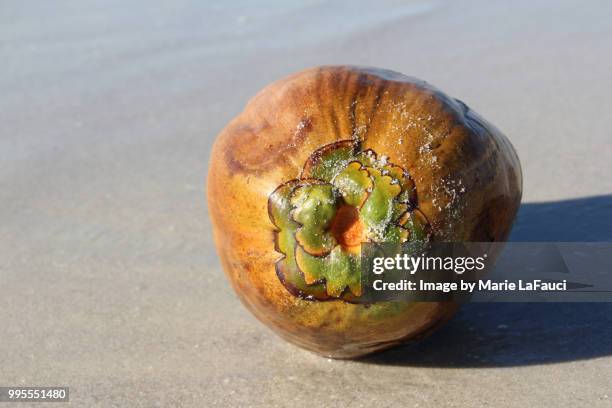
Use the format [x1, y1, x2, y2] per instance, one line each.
[268, 140, 431, 301]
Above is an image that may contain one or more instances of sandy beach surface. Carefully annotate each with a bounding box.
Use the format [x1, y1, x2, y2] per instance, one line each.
[2, 0, 612, 406]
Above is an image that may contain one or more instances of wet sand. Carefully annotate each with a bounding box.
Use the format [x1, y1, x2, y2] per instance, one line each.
[1, 0, 612, 406]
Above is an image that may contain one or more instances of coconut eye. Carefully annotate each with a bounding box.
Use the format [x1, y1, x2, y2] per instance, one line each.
[268, 141, 428, 301]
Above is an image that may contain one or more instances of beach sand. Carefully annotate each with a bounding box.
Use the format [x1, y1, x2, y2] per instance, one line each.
[1, 0, 612, 406]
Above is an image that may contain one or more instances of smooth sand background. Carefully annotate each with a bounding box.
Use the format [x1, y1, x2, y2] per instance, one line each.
[2, 0, 612, 406]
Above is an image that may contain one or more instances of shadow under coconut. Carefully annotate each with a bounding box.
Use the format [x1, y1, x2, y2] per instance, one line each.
[362, 194, 612, 367]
